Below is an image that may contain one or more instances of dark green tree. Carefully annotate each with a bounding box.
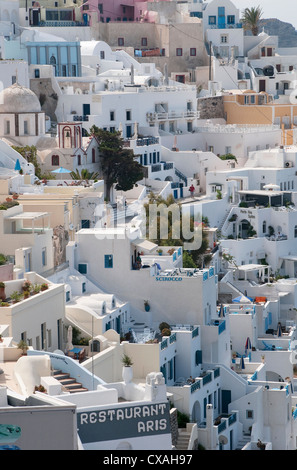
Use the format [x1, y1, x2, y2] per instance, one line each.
[90, 126, 144, 200]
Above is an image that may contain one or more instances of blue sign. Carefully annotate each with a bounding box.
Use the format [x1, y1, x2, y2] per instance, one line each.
[156, 276, 182, 282]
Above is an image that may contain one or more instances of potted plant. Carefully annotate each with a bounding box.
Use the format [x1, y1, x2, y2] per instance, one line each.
[22, 280, 32, 292]
[257, 439, 266, 450]
[10, 291, 22, 304]
[23, 291, 30, 299]
[157, 249, 163, 256]
[144, 300, 150, 312]
[0, 334, 3, 343]
[40, 283, 49, 291]
[34, 385, 47, 394]
[167, 248, 175, 255]
[121, 353, 134, 384]
[17, 340, 29, 355]
[161, 328, 171, 337]
[12, 193, 19, 200]
[32, 284, 41, 295]
[0, 282, 5, 301]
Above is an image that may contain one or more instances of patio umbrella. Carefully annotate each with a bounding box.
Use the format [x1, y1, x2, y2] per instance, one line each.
[232, 295, 252, 303]
[51, 167, 72, 180]
[66, 325, 73, 351]
[277, 322, 282, 337]
[14, 159, 21, 171]
[219, 304, 225, 318]
[240, 356, 245, 369]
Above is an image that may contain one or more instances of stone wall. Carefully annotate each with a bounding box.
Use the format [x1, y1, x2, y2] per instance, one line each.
[197, 96, 225, 120]
[170, 407, 178, 446]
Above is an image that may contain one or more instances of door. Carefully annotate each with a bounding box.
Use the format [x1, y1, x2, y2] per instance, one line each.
[259, 80, 266, 92]
[222, 390, 231, 413]
[83, 104, 90, 116]
[218, 7, 225, 28]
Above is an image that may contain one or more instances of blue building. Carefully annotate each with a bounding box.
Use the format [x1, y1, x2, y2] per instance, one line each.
[26, 42, 82, 77]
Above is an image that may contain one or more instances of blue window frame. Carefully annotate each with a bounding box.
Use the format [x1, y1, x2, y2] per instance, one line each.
[209, 15, 216, 25]
[227, 15, 235, 24]
[218, 7, 225, 16]
[104, 254, 113, 268]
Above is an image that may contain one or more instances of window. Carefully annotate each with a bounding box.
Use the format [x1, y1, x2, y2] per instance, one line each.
[52, 154, 59, 166]
[209, 16, 216, 25]
[92, 148, 96, 163]
[42, 248, 47, 267]
[104, 254, 113, 268]
[187, 121, 193, 132]
[190, 48, 196, 56]
[81, 219, 90, 229]
[34, 69, 40, 78]
[176, 48, 183, 56]
[118, 38, 124, 46]
[5, 120, 10, 135]
[77, 154, 81, 166]
[82, 282, 86, 293]
[24, 121, 29, 135]
[100, 50, 105, 59]
[141, 37, 147, 47]
[263, 221, 266, 234]
[246, 410, 253, 419]
[66, 291, 70, 302]
[71, 65, 77, 77]
[294, 226, 297, 238]
[126, 110, 131, 121]
[78, 263, 87, 274]
[227, 15, 235, 24]
[98, 3, 103, 14]
[195, 350, 202, 365]
[221, 35, 228, 43]
[110, 111, 115, 121]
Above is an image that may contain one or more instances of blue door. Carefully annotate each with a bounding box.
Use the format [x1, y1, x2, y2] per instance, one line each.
[222, 390, 231, 413]
[218, 7, 225, 28]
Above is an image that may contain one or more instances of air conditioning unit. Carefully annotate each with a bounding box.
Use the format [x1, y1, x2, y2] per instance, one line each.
[285, 161, 293, 168]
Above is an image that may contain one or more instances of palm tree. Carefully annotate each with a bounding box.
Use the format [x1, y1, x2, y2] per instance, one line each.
[241, 6, 263, 36]
[70, 168, 100, 181]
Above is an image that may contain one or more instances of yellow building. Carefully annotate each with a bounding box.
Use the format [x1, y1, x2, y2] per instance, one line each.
[223, 90, 297, 146]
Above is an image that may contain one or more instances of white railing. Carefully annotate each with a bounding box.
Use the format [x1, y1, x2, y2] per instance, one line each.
[195, 124, 280, 133]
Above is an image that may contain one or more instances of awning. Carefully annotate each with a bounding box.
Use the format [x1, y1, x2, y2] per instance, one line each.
[133, 239, 158, 253]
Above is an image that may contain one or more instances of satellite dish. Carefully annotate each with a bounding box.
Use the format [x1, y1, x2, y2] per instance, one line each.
[219, 435, 228, 445]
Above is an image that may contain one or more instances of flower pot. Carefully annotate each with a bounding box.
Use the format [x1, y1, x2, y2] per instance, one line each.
[122, 366, 133, 384]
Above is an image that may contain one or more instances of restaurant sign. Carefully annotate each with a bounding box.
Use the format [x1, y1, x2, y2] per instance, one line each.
[77, 402, 170, 444]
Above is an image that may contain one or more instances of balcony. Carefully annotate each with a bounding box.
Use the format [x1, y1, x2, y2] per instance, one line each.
[146, 110, 200, 123]
[208, 22, 242, 29]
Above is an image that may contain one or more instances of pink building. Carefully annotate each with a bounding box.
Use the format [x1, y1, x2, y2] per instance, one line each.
[82, 0, 171, 24]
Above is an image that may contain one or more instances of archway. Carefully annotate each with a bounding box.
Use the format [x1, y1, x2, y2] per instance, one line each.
[192, 400, 202, 423]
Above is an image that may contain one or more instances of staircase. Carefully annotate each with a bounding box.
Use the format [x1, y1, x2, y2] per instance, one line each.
[52, 369, 88, 393]
[236, 433, 251, 450]
[175, 429, 191, 450]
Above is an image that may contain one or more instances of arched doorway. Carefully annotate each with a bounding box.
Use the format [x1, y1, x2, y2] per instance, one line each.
[192, 400, 201, 423]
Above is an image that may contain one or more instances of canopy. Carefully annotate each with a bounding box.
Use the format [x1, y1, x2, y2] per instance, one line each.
[133, 238, 158, 253]
[232, 295, 253, 303]
[51, 167, 71, 174]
